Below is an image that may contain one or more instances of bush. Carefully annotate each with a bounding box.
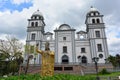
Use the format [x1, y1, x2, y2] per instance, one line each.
[99, 68, 110, 75]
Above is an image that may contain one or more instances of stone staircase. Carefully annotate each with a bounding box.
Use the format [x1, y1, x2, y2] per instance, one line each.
[21, 63, 113, 74]
[81, 63, 113, 74]
[27, 65, 40, 74]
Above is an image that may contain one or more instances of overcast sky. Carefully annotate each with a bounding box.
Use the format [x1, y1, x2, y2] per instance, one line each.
[0, 0, 120, 55]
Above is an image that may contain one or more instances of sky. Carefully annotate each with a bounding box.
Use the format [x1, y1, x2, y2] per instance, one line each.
[0, 0, 120, 55]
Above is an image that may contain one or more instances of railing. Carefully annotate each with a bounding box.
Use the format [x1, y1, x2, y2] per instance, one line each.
[99, 76, 119, 80]
[22, 62, 112, 65]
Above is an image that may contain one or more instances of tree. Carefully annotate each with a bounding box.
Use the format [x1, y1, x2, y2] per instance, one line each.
[0, 36, 23, 75]
[107, 54, 120, 68]
[116, 54, 120, 68]
[24, 45, 35, 74]
[107, 55, 117, 68]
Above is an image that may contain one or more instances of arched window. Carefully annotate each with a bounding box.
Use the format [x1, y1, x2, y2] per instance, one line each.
[89, 13, 91, 16]
[93, 12, 96, 16]
[92, 19, 95, 23]
[95, 31, 100, 38]
[81, 56, 87, 63]
[34, 16, 37, 19]
[31, 33, 36, 40]
[77, 55, 81, 63]
[96, 19, 100, 23]
[35, 22, 38, 27]
[62, 55, 69, 63]
[31, 22, 34, 26]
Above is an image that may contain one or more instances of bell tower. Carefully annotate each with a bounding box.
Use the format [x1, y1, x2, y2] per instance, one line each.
[26, 10, 45, 42]
[26, 10, 45, 64]
[85, 7, 109, 63]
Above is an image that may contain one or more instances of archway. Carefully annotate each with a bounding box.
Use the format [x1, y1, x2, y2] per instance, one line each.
[62, 55, 69, 63]
[81, 56, 87, 63]
[96, 19, 100, 23]
[77, 56, 81, 63]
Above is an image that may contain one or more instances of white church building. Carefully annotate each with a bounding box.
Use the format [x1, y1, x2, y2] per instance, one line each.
[25, 7, 109, 64]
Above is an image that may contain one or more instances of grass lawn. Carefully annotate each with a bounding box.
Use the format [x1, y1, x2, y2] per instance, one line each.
[0, 72, 120, 80]
[0, 74, 96, 80]
[87, 72, 120, 77]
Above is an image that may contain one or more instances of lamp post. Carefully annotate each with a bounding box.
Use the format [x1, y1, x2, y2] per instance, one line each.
[34, 57, 36, 66]
[92, 57, 99, 80]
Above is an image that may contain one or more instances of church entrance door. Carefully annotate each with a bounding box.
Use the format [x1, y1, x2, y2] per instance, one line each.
[81, 56, 87, 63]
[62, 55, 69, 64]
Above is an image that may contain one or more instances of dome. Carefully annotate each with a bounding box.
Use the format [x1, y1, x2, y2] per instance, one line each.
[32, 10, 43, 16]
[31, 10, 44, 20]
[59, 24, 71, 30]
[77, 30, 86, 34]
[45, 32, 53, 35]
[87, 6, 100, 16]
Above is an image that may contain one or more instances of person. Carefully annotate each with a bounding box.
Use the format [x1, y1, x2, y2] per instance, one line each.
[36, 42, 54, 76]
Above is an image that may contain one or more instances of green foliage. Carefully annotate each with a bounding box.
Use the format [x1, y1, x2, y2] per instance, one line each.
[0, 74, 96, 80]
[0, 36, 23, 76]
[99, 68, 110, 75]
[107, 54, 120, 68]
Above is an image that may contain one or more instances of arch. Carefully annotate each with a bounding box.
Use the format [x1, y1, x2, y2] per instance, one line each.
[96, 18, 100, 23]
[77, 56, 81, 63]
[34, 16, 37, 19]
[93, 12, 96, 16]
[31, 22, 34, 26]
[59, 24, 71, 30]
[62, 55, 69, 63]
[81, 56, 87, 63]
[92, 19, 95, 23]
[35, 22, 38, 27]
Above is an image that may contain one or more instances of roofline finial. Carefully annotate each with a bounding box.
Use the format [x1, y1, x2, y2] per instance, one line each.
[37, 9, 39, 11]
[91, 6, 93, 8]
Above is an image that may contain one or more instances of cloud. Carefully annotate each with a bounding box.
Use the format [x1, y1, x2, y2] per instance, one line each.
[0, 7, 35, 39]
[0, 0, 120, 56]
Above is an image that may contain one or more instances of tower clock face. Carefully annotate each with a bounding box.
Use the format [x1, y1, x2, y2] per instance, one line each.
[99, 54, 103, 58]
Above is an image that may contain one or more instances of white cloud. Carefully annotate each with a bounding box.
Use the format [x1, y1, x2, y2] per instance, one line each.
[0, 0, 120, 56]
[11, 0, 32, 5]
[105, 14, 120, 55]
[0, 34, 8, 40]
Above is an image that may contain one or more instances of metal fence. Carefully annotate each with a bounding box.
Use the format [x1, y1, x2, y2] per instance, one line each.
[99, 76, 119, 80]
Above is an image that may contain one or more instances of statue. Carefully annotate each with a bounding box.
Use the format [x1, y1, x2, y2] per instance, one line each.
[36, 42, 54, 76]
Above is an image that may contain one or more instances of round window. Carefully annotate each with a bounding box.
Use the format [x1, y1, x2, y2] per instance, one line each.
[47, 37, 50, 40]
[80, 35, 84, 39]
[99, 54, 103, 58]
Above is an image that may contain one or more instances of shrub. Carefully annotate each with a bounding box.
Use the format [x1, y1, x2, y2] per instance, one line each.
[99, 68, 110, 75]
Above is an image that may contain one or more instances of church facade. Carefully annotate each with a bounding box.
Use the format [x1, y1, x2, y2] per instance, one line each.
[25, 7, 109, 64]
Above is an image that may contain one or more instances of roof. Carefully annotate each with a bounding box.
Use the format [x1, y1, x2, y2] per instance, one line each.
[77, 30, 86, 34]
[44, 32, 53, 35]
[86, 6, 100, 16]
[58, 24, 71, 30]
[32, 10, 43, 17]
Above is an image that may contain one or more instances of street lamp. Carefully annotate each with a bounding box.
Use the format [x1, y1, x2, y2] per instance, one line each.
[34, 57, 36, 66]
[92, 57, 99, 80]
[104, 59, 108, 64]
